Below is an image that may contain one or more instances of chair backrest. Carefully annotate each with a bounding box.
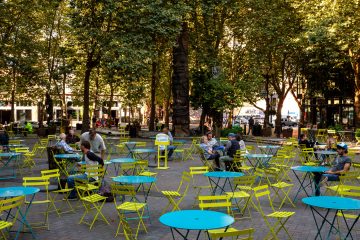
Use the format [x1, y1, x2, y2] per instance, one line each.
[15, 147, 30, 153]
[85, 165, 105, 181]
[0, 196, 24, 225]
[198, 195, 232, 215]
[176, 172, 192, 195]
[41, 169, 63, 188]
[338, 185, 360, 198]
[111, 184, 137, 204]
[246, 145, 255, 153]
[9, 140, 21, 145]
[39, 138, 49, 146]
[136, 142, 147, 147]
[233, 175, 257, 188]
[210, 228, 255, 240]
[253, 185, 274, 214]
[23, 176, 50, 202]
[189, 166, 209, 176]
[48, 135, 57, 140]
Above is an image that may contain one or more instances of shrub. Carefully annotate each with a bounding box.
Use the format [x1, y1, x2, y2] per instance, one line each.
[221, 126, 243, 137]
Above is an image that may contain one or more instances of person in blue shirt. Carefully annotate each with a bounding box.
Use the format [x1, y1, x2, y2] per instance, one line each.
[56, 133, 74, 153]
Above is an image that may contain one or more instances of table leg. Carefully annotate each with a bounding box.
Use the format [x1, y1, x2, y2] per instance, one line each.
[15, 193, 37, 239]
[293, 171, 311, 202]
[172, 228, 191, 240]
[310, 206, 333, 240]
[344, 212, 359, 240]
[326, 210, 340, 240]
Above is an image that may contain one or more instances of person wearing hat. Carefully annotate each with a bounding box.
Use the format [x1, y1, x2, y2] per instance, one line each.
[219, 133, 240, 170]
[313, 142, 352, 196]
[80, 129, 106, 160]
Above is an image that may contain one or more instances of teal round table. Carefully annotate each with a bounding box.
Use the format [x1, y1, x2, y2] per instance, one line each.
[131, 148, 157, 162]
[303, 196, 360, 240]
[291, 166, 329, 202]
[160, 210, 234, 239]
[0, 152, 21, 180]
[245, 154, 273, 168]
[112, 176, 156, 202]
[54, 153, 82, 175]
[258, 145, 281, 155]
[0, 186, 40, 240]
[204, 171, 244, 195]
[110, 158, 136, 175]
[54, 153, 81, 159]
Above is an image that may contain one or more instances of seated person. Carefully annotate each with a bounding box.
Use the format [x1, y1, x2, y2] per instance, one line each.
[157, 127, 176, 158]
[298, 134, 312, 148]
[313, 142, 351, 196]
[0, 125, 9, 152]
[66, 141, 104, 200]
[199, 135, 220, 169]
[219, 133, 240, 170]
[326, 135, 337, 150]
[207, 132, 224, 152]
[236, 134, 247, 151]
[56, 133, 74, 153]
[66, 129, 80, 144]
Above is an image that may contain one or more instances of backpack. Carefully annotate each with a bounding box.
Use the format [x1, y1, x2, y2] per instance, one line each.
[99, 180, 114, 202]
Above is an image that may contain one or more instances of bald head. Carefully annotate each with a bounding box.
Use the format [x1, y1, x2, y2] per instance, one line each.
[59, 133, 66, 140]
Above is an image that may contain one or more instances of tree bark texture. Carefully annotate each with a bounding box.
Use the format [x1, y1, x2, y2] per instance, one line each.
[275, 97, 284, 138]
[149, 61, 157, 131]
[172, 22, 190, 137]
[81, 64, 92, 133]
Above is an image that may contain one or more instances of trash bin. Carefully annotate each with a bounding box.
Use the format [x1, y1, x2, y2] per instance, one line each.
[283, 128, 293, 138]
[252, 124, 262, 136]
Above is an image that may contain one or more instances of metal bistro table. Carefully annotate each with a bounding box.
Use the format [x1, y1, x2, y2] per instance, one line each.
[245, 154, 273, 168]
[303, 196, 360, 240]
[160, 210, 234, 240]
[291, 166, 329, 202]
[54, 153, 82, 175]
[131, 148, 157, 164]
[122, 142, 142, 157]
[314, 150, 338, 165]
[112, 176, 156, 202]
[204, 171, 244, 195]
[0, 186, 40, 239]
[110, 157, 136, 176]
[258, 145, 281, 155]
[0, 152, 21, 180]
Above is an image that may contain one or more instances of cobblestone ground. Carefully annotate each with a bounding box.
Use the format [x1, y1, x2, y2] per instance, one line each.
[1, 137, 360, 240]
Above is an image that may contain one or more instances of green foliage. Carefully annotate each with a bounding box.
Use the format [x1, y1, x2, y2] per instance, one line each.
[356, 129, 360, 138]
[221, 126, 243, 137]
[328, 124, 344, 132]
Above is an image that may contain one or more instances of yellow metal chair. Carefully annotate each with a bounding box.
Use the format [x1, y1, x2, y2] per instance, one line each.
[189, 166, 211, 206]
[226, 176, 257, 218]
[316, 129, 327, 142]
[196, 145, 215, 171]
[155, 138, 170, 169]
[136, 160, 160, 192]
[336, 186, 360, 230]
[253, 185, 295, 240]
[182, 138, 199, 161]
[245, 145, 256, 153]
[229, 153, 253, 174]
[118, 213, 136, 240]
[41, 169, 75, 216]
[325, 172, 359, 195]
[75, 178, 109, 229]
[111, 184, 148, 238]
[198, 195, 233, 216]
[8, 140, 21, 145]
[209, 228, 255, 240]
[161, 172, 191, 213]
[355, 136, 360, 146]
[0, 196, 24, 239]
[299, 148, 317, 166]
[23, 176, 51, 230]
[15, 147, 35, 170]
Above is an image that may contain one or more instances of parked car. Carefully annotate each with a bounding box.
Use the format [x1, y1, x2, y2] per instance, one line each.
[281, 118, 297, 127]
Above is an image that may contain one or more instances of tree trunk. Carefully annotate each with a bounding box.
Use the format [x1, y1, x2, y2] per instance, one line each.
[82, 65, 92, 133]
[275, 97, 285, 138]
[354, 64, 360, 128]
[227, 110, 233, 128]
[172, 22, 190, 137]
[212, 110, 223, 138]
[199, 109, 207, 135]
[149, 61, 157, 131]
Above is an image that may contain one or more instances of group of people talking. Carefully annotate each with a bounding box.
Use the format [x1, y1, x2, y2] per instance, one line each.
[199, 132, 246, 171]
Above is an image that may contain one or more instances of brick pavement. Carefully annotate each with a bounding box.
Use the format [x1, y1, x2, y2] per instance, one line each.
[1, 137, 360, 240]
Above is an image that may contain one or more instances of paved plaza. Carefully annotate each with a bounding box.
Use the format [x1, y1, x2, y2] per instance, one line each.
[1, 137, 360, 240]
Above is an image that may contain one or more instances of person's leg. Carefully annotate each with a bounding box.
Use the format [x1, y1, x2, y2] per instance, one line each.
[67, 173, 87, 198]
[167, 145, 176, 158]
[322, 173, 339, 182]
[219, 156, 232, 171]
[208, 154, 221, 169]
[313, 173, 322, 196]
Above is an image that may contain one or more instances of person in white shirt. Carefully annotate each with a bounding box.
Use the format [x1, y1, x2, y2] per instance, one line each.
[162, 127, 175, 158]
[80, 129, 106, 159]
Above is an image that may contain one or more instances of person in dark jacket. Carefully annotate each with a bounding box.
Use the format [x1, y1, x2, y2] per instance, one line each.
[219, 133, 240, 170]
[0, 125, 9, 151]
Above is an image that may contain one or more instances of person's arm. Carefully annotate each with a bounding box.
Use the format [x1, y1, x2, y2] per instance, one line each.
[326, 163, 351, 174]
[99, 135, 106, 160]
[224, 141, 231, 151]
[86, 151, 104, 166]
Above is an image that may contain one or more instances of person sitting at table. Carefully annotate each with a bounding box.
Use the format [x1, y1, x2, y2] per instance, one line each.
[66, 129, 80, 144]
[219, 133, 240, 170]
[162, 127, 175, 158]
[66, 141, 104, 200]
[298, 134, 312, 148]
[199, 135, 221, 170]
[0, 124, 9, 152]
[313, 142, 352, 196]
[326, 135, 337, 150]
[206, 132, 224, 152]
[80, 129, 106, 160]
[56, 133, 74, 153]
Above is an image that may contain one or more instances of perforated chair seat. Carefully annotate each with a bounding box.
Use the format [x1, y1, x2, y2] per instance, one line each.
[117, 202, 146, 211]
[225, 191, 250, 198]
[0, 221, 13, 229]
[161, 191, 181, 197]
[81, 194, 106, 203]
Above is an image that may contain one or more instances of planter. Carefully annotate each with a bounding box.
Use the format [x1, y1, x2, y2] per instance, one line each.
[283, 128, 293, 138]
